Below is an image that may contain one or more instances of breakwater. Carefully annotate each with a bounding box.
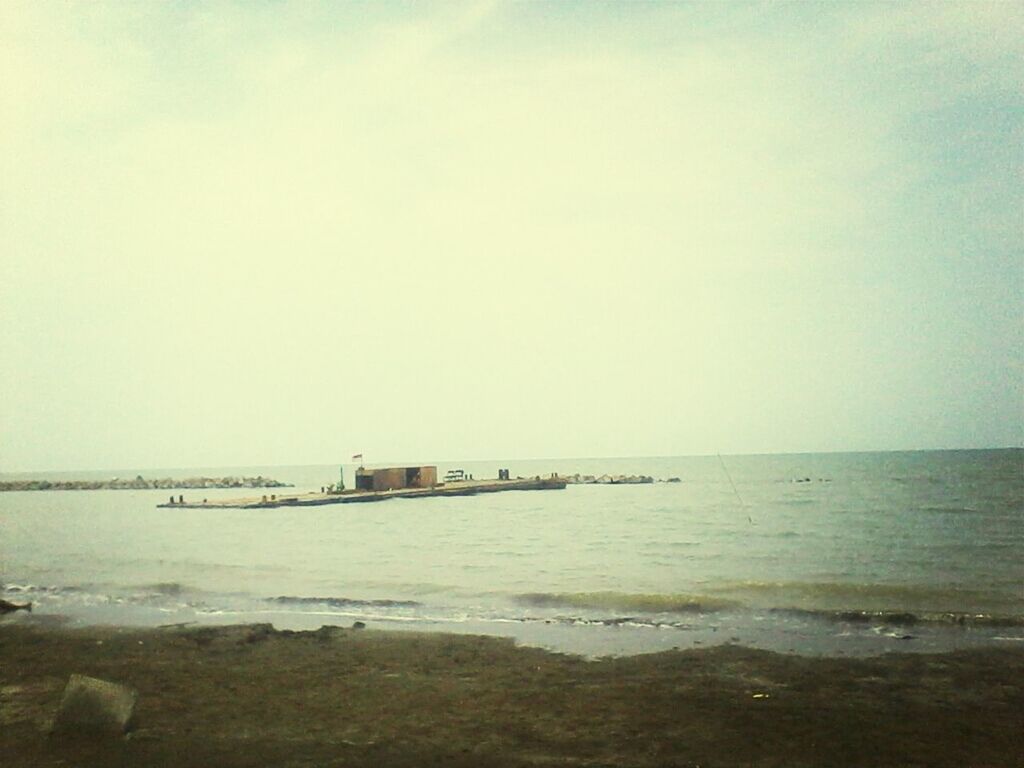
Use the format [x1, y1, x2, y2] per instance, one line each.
[560, 473, 681, 484]
[0, 475, 292, 492]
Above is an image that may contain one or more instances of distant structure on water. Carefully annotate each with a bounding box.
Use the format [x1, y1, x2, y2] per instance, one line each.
[354, 465, 438, 492]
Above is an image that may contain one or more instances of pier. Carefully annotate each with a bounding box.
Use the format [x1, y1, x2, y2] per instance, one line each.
[157, 475, 566, 509]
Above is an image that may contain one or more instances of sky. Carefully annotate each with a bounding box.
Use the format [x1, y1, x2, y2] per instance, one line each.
[1, 1, 1021, 472]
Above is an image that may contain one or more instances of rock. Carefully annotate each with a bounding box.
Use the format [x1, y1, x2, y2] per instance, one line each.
[51, 674, 137, 736]
[313, 625, 347, 642]
[244, 624, 274, 643]
[0, 598, 32, 613]
[173, 623, 275, 647]
[0, 476, 293, 492]
[352, 621, 366, 630]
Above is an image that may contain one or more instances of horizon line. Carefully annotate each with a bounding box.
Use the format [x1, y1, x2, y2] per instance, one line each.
[2, 445, 1021, 476]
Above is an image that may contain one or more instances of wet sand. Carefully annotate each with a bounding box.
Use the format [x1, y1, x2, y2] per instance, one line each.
[2, 621, 1022, 767]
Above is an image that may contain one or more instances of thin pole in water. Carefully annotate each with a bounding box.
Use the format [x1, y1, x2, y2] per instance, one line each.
[717, 452, 751, 523]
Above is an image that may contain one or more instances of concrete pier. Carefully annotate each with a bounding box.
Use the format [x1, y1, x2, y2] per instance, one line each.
[157, 476, 566, 509]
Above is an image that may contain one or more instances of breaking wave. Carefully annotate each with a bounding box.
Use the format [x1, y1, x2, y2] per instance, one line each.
[270, 595, 423, 609]
[514, 591, 738, 613]
[144, 582, 191, 596]
[3, 583, 84, 595]
[509, 587, 1023, 629]
[700, 580, 1023, 613]
[770, 608, 1024, 628]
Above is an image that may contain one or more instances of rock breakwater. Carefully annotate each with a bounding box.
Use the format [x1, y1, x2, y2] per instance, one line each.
[559, 474, 681, 485]
[0, 475, 292, 492]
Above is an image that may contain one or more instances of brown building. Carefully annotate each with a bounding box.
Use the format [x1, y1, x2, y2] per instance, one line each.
[354, 466, 438, 492]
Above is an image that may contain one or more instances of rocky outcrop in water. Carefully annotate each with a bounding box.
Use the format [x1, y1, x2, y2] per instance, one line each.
[0, 476, 292, 491]
[0, 598, 32, 613]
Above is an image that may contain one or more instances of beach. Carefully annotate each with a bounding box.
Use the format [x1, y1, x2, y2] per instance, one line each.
[3, 452, 1021, 764]
[2, 619, 1022, 767]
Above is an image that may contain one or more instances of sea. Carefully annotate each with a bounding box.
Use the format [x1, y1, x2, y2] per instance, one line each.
[2, 450, 1022, 658]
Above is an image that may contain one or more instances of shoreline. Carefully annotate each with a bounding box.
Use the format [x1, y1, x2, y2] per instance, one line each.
[2, 619, 1022, 767]
[7, 585, 1023, 660]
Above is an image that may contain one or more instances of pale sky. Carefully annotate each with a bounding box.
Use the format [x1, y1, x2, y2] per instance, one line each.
[1, 1, 1021, 472]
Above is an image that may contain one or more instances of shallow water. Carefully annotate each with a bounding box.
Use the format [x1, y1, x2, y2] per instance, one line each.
[2, 449, 1022, 656]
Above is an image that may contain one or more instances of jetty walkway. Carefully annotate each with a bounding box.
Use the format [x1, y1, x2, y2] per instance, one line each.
[157, 476, 566, 509]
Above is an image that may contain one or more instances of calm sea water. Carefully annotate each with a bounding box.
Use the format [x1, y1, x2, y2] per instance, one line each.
[2, 450, 1022, 657]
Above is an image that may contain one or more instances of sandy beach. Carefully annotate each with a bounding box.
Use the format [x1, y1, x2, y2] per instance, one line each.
[2, 620, 1022, 767]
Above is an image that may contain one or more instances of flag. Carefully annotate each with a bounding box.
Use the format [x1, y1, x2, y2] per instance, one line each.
[352, 453, 363, 460]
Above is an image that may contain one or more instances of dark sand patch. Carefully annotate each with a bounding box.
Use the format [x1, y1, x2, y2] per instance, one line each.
[1, 621, 1022, 767]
